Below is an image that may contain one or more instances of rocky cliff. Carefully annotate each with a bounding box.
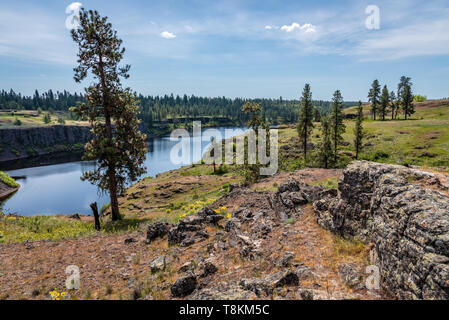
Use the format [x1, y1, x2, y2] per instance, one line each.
[313, 161, 449, 299]
[0, 125, 92, 167]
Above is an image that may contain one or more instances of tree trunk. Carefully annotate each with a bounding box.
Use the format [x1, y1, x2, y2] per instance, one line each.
[90, 202, 101, 231]
[108, 170, 121, 221]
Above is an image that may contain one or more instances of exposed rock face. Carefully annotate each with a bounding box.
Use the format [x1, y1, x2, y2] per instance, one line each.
[313, 161, 449, 299]
[0, 125, 92, 165]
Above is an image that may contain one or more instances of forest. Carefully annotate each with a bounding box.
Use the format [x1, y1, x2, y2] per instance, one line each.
[0, 89, 358, 127]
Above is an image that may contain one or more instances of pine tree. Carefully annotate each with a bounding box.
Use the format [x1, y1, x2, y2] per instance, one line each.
[70, 9, 147, 221]
[317, 116, 334, 169]
[402, 84, 415, 120]
[354, 101, 364, 159]
[241, 101, 264, 183]
[380, 85, 390, 121]
[330, 90, 346, 164]
[297, 84, 314, 165]
[368, 79, 381, 120]
[389, 91, 397, 120]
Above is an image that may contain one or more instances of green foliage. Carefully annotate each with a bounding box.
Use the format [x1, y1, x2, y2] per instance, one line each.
[317, 116, 334, 168]
[380, 85, 390, 121]
[368, 79, 381, 120]
[413, 95, 427, 102]
[241, 101, 263, 130]
[297, 83, 314, 164]
[402, 84, 415, 120]
[0, 171, 19, 188]
[43, 112, 51, 124]
[241, 101, 267, 183]
[0, 215, 96, 244]
[354, 101, 364, 159]
[70, 9, 147, 221]
[330, 90, 346, 164]
[57, 116, 66, 124]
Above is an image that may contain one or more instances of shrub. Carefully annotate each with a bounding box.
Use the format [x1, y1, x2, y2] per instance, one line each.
[413, 95, 427, 102]
[13, 118, 22, 126]
[0, 171, 19, 188]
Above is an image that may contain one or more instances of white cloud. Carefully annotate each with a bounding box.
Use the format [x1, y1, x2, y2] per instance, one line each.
[264, 25, 273, 30]
[160, 31, 176, 39]
[299, 23, 316, 33]
[279, 22, 316, 33]
[280, 22, 300, 32]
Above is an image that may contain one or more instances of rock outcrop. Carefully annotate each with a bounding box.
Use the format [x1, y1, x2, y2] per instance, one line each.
[313, 161, 449, 299]
[0, 125, 92, 166]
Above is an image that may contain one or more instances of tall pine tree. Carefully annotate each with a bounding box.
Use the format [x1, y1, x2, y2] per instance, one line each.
[71, 9, 147, 221]
[317, 116, 334, 169]
[297, 84, 314, 165]
[354, 101, 364, 159]
[380, 85, 390, 121]
[330, 90, 346, 164]
[368, 79, 381, 120]
[402, 84, 415, 120]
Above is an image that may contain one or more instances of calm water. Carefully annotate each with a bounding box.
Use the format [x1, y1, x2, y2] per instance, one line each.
[1, 127, 246, 216]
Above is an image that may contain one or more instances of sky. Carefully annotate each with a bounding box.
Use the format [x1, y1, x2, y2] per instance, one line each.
[0, 0, 448, 101]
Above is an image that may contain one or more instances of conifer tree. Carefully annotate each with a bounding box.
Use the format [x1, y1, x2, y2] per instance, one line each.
[380, 85, 390, 121]
[70, 9, 147, 221]
[317, 116, 334, 169]
[389, 91, 397, 120]
[402, 84, 415, 120]
[354, 101, 364, 159]
[368, 79, 381, 120]
[330, 90, 346, 164]
[297, 84, 314, 165]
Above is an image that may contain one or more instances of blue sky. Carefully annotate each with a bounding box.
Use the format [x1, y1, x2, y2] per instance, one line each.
[0, 0, 448, 100]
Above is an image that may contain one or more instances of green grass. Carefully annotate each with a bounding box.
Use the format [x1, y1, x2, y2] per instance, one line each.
[278, 101, 449, 169]
[0, 212, 147, 244]
[0, 215, 96, 243]
[0, 171, 19, 188]
[312, 177, 339, 190]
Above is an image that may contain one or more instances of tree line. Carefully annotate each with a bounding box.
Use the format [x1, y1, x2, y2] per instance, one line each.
[0, 89, 357, 127]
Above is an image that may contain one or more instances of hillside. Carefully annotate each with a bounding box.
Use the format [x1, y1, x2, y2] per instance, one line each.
[278, 99, 449, 170]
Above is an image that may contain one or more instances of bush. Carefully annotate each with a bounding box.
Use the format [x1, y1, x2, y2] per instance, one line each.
[413, 95, 427, 102]
[13, 118, 22, 126]
[43, 113, 51, 124]
[0, 171, 19, 188]
[57, 117, 66, 124]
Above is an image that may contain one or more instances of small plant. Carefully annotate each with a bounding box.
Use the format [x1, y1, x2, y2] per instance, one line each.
[57, 117, 66, 124]
[0, 171, 19, 188]
[13, 118, 22, 126]
[43, 113, 51, 124]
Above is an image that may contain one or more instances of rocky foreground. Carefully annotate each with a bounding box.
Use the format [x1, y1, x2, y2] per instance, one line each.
[314, 161, 449, 299]
[1, 161, 448, 300]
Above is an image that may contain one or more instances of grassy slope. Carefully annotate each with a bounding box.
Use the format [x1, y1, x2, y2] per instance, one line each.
[0, 110, 87, 128]
[278, 99, 449, 170]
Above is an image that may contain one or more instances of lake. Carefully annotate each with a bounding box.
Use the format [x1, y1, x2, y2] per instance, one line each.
[1, 126, 246, 216]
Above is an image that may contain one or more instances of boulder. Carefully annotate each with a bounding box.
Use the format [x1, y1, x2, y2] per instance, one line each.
[150, 255, 168, 273]
[146, 222, 173, 242]
[171, 274, 198, 298]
